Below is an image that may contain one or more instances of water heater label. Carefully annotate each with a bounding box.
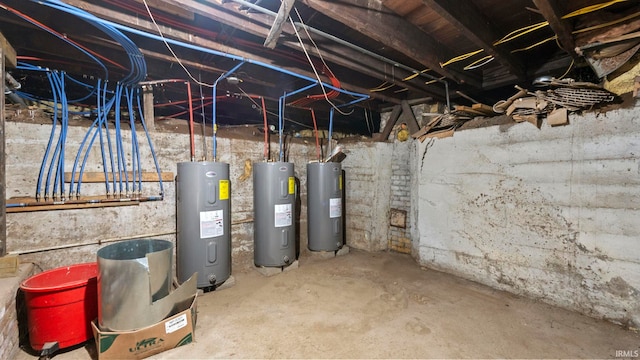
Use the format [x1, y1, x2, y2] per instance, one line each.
[330, 198, 342, 218]
[274, 204, 292, 227]
[288, 177, 295, 195]
[200, 210, 224, 238]
[219, 179, 229, 200]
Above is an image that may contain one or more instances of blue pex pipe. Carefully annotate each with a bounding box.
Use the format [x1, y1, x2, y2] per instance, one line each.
[212, 61, 245, 160]
[33, 0, 369, 103]
[278, 83, 317, 161]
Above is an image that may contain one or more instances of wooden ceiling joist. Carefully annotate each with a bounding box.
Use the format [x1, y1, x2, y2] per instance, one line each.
[299, 0, 480, 88]
[421, 0, 527, 83]
[157, 0, 446, 99]
[62, 0, 402, 104]
[263, 0, 296, 48]
[532, 0, 578, 58]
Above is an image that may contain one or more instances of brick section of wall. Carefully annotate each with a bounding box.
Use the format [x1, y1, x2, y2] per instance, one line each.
[388, 141, 412, 254]
[0, 263, 36, 360]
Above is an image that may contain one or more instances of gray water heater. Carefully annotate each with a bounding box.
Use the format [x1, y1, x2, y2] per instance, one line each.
[253, 162, 296, 267]
[176, 161, 231, 288]
[307, 162, 343, 251]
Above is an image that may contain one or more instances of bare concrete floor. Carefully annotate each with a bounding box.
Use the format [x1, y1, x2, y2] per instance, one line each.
[15, 250, 640, 359]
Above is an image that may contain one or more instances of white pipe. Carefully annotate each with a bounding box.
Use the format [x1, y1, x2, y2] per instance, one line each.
[10, 231, 176, 255]
[11, 218, 255, 255]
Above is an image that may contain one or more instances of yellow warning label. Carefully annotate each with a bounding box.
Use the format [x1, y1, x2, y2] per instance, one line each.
[219, 180, 229, 200]
[339, 174, 343, 190]
[288, 177, 295, 195]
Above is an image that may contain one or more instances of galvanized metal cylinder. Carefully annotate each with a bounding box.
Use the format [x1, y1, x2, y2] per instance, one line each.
[97, 239, 173, 331]
[307, 162, 343, 251]
[253, 162, 296, 267]
[176, 161, 231, 288]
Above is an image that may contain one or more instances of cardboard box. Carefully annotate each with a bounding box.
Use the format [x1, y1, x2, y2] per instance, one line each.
[91, 295, 197, 359]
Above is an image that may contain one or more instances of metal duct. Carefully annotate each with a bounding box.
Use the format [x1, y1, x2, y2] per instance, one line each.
[97, 239, 197, 331]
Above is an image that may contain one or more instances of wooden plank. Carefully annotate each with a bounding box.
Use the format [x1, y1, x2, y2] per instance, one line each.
[0, 254, 18, 278]
[471, 103, 497, 115]
[132, 0, 195, 20]
[0, 32, 16, 68]
[263, 0, 296, 49]
[411, 115, 441, 139]
[64, 171, 174, 183]
[419, 127, 454, 140]
[376, 105, 402, 141]
[454, 105, 487, 116]
[142, 86, 155, 131]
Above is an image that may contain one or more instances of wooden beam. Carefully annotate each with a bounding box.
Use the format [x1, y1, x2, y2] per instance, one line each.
[208, 0, 446, 97]
[299, 0, 480, 87]
[264, 0, 296, 49]
[63, 171, 175, 183]
[177, 0, 440, 98]
[532, 0, 578, 58]
[0, 32, 16, 68]
[0, 34, 6, 256]
[62, 0, 397, 104]
[400, 100, 420, 134]
[142, 86, 155, 131]
[376, 104, 402, 141]
[421, 0, 527, 82]
[132, 0, 195, 20]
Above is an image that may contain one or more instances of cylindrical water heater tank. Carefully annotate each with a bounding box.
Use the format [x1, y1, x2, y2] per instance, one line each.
[307, 162, 343, 251]
[253, 162, 296, 267]
[176, 161, 231, 288]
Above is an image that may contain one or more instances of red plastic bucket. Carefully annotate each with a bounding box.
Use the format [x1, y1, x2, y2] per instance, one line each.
[20, 262, 98, 351]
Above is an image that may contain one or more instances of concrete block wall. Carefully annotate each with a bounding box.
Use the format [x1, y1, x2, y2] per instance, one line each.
[4, 116, 316, 269]
[339, 141, 394, 251]
[411, 102, 640, 327]
[4, 112, 395, 269]
[388, 141, 412, 254]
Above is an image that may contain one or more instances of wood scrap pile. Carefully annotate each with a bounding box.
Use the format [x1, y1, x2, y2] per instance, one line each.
[412, 103, 497, 142]
[492, 77, 618, 127]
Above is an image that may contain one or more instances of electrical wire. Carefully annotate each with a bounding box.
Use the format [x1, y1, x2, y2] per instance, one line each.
[403, 69, 430, 81]
[510, 36, 557, 53]
[289, 8, 354, 116]
[562, 0, 628, 19]
[440, 49, 484, 68]
[441, 0, 632, 69]
[558, 59, 575, 79]
[140, 0, 213, 88]
[369, 83, 396, 92]
[463, 55, 495, 70]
